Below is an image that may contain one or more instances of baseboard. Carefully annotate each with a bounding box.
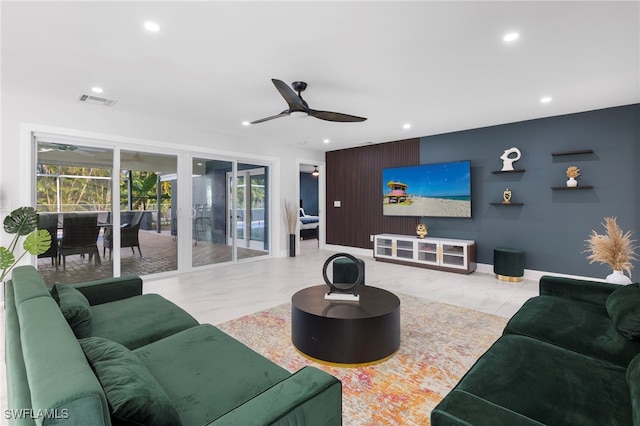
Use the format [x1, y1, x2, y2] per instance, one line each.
[323, 244, 374, 259]
[475, 262, 605, 283]
[321, 248, 605, 283]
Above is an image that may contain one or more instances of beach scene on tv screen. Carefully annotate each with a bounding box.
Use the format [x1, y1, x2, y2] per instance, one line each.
[382, 161, 471, 217]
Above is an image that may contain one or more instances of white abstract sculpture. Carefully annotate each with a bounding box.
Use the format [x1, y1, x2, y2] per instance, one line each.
[500, 147, 522, 171]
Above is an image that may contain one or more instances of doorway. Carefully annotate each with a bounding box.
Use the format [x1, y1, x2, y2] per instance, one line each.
[298, 163, 320, 253]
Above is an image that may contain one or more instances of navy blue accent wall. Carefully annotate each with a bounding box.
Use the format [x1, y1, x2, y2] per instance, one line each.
[300, 172, 319, 215]
[419, 104, 639, 277]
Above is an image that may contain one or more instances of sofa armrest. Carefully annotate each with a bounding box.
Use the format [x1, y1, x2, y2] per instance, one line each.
[209, 366, 342, 426]
[538, 275, 622, 306]
[431, 390, 545, 426]
[71, 276, 143, 305]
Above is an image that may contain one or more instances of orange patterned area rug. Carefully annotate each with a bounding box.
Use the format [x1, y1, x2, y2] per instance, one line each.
[217, 293, 507, 425]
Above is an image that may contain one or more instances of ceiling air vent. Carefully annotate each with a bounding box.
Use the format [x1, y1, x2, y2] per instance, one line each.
[77, 94, 118, 107]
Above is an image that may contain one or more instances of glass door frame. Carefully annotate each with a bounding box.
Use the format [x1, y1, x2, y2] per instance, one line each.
[227, 166, 267, 251]
[31, 132, 183, 279]
[26, 126, 276, 278]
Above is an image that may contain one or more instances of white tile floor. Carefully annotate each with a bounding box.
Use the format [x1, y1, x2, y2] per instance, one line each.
[142, 240, 539, 326]
[0, 240, 540, 414]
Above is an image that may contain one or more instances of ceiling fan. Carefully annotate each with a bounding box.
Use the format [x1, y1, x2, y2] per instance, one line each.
[250, 79, 367, 124]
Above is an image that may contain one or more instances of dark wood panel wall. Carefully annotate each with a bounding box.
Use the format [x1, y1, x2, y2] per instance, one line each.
[325, 138, 420, 249]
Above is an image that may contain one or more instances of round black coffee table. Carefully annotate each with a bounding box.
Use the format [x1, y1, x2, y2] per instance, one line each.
[291, 285, 401, 364]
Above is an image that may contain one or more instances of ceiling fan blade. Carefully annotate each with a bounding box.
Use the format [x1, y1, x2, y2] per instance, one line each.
[308, 109, 367, 122]
[271, 79, 306, 111]
[249, 111, 289, 124]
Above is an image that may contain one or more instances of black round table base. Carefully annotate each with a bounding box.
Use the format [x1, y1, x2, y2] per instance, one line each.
[291, 285, 401, 364]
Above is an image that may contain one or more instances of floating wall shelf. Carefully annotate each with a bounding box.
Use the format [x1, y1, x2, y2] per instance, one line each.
[551, 186, 594, 190]
[551, 149, 594, 156]
[491, 169, 526, 174]
[490, 202, 524, 206]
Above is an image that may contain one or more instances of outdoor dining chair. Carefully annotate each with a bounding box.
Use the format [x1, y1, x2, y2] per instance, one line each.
[58, 213, 101, 270]
[103, 211, 143, 259]
[37, 212, 60, 266]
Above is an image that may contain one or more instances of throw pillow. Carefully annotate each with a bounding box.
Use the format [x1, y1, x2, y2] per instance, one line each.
[606, 284, 640, 340]
[51, 283, 92, 338]
[79, 337, 182, 426]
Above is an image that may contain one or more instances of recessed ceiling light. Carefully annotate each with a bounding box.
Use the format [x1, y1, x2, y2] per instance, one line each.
[91, 87, 104, 94]
[323, 139, 330, 144]
[144, 21, 162, 32]
[540, 96, 553, 104]
[503, 32, 520, 43]
[402, 123, 411, 130]
[242, 121, 250, 126]
[298, 141, 307, 145]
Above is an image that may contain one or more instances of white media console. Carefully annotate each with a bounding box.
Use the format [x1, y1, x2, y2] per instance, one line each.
[373, 233, 477, 274]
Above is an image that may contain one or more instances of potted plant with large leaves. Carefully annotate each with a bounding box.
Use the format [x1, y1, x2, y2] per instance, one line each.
[0, 207, 52, 282]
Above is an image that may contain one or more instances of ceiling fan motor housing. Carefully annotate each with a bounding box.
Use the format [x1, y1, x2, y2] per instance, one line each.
[291, 81, 307, 93]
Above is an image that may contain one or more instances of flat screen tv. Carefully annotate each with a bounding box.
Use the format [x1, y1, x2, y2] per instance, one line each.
[382, 160, 471, 217]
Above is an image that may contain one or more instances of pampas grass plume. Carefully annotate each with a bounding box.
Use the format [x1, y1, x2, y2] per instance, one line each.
[585, 217, 638, 278]
[283, 200, 298, 234]
[566, 166, 580, 178]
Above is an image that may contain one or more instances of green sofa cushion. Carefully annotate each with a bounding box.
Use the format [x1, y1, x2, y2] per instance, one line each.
[539, 275, 620, 305]
[51, 283, 93, 339]
[5, 278, 37, 422]
[18, 297, 110, 426]
[80, 336, 182, 426]
[446, 334, 631, 425]
[432, 389, 546, 425]
[214, 366, 343, 426]
[134, 324, 291, 425]
[504, 295, 640, 366]
[607, 284, 640, 340]
[90, 293, 199, 350]
[10, 265, 52, 308]
[627, 353, 640, 426]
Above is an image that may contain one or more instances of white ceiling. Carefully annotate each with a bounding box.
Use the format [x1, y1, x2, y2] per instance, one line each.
[2, 1, 639, 152]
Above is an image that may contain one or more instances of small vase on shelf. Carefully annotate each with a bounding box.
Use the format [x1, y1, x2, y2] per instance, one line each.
[606, 270, 632, 285]
[566, 166, 579, 187]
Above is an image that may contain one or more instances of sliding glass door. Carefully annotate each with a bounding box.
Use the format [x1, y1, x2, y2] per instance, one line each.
[192, 158, 233, 267]
[36, 140, 114, 284]
[34, 133, 272, 284]
[35, 140, 179, 285]
[195, 159, 270, 266]
[118, 150, 177, 276]
[236, 165, 269, 258]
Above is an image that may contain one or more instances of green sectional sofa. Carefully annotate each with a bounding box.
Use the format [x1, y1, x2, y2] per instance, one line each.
[5, 265, 342, 425]
[432, 275, 640, 425]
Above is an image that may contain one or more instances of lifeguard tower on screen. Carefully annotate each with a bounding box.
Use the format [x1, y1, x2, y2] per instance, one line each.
[384, 181, 413, 205]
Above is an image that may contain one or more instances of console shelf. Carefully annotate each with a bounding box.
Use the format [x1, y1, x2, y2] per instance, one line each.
[374, 234, 476, 274]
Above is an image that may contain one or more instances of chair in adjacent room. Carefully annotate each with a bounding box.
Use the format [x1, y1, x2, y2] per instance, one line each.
[192, 204, 212, 244]
[37, 213, 59, 266]
[58, 213, 101, 270]
[103, 211, 143, 259]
